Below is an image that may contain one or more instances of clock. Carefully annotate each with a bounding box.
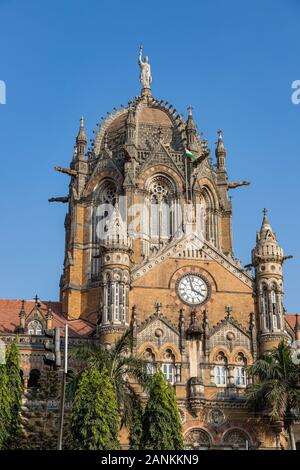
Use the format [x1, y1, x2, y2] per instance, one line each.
[177, 273, 209, 305]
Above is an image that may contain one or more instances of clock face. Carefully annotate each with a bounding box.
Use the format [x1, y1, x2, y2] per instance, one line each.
[177, 274, 209, 305]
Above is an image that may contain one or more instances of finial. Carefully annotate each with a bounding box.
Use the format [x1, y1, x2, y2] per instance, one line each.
[80, 115, 84, 128]
[155, 302, 162, 316]
[225, 305, 233, 318]
[19, 300, 26, 318]
[215, 129, 226, 165]
[187, 105, 193, 117]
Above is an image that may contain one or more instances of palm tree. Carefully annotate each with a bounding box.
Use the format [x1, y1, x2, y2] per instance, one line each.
[247, 340, 300, 450]
[70, 328, 150, 427]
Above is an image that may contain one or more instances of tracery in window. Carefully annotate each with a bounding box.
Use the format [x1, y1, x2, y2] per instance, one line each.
[27, 320, 43, 336]
[215, 351, 227, 386]
[162, 349, 176, 384]
[148, 175, 176, 242]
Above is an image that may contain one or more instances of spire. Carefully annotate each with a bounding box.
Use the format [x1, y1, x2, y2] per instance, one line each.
[186, 105, 197, 149]
[215, 129, 227, 170]
[186, 105, 196, 130]
[257, 208, 276, 243]
[294, 314, 300, 331]
[252, 209, 284, 267]
[19, 300, 26, 331]
[75, 116, 87, 161]
[125, 101, 136, 144]
[76, 116, 87, 144]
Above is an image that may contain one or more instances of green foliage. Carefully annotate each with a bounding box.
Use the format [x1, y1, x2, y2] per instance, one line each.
[247, 340, 300, 449]
[6, 340, 22, 437]
[140, 371, 184, 450]
[0, 364, 12, 448]
[128, 394, 143, 450]
[71, 366, 120, 450]
[70, 327, 150, 427]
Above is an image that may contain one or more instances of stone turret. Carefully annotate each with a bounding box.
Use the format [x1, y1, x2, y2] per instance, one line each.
[186, 106, 197, 151]
[125, 101, 136, 145]
[71, 116, 88, 196]
[252, 209, 288, 353]
[97, 202, 131, 345]
[215, 129, 227, 171]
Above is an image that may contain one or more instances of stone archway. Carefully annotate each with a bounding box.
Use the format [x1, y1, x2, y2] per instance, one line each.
[184, 428, 212, 450]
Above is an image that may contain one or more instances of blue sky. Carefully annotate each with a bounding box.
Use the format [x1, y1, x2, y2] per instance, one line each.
[0, 0, 299, 312]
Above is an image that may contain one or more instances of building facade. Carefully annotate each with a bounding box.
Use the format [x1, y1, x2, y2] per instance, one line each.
[0, 53, 299, 449]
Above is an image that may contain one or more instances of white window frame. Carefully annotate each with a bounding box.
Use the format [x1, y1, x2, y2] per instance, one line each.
[163, 363, 175, 384]
[235, 366, 246, 387]
[215, 365, 227, 386]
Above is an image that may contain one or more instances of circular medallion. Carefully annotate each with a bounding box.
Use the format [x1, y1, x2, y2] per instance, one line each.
[176, 273, 210, 306]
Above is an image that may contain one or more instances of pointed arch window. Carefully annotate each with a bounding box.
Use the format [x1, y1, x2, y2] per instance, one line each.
[271, 288, 281, 330]
[148, 176, 176, 242]
[215, 351, 227, 386]
[27, 320, 43, 336]
[162, 349, 176, 384]
[262, 286, 270, 329]
[91, 180, 117, 280]
[234, 353, 247, 386]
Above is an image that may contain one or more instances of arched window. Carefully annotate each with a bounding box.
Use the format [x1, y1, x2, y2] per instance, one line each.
[148, 175, 176, 243]
[202, 187, 218, 247]
[235, 353, 247, 386]
[185, 429, 212, 450]
[162, 349, 176, 384]
[215, 352, 227, 386]
[91, 180, 117, 279]
[271, 288, 281, 330]
[144, 348, 156, 375]
[222, 429, 250, 450]
[27, 320, 43, 335]
[262, 286, 270, 330]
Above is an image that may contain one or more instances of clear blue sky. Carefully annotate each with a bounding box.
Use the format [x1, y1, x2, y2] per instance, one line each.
[0, 0, 299, 312]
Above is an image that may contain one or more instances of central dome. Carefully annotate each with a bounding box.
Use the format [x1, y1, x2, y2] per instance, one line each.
[138, 106, 173, 126]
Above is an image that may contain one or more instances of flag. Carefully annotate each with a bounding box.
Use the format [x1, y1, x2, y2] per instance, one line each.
[184, 148, 196, 161]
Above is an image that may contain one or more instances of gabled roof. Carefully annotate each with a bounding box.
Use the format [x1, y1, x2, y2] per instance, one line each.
[285, 313, 299, 330]
[0, 299, 96, 338]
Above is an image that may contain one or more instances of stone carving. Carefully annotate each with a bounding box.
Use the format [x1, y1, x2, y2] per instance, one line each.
[223, 429, 249, 447]
[139, 45, 152, 89]
[185, 429, 211, 449]
[208, 408, 225, 427]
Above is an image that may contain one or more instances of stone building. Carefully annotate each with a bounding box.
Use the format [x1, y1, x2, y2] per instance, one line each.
[0, 51, 299, 449]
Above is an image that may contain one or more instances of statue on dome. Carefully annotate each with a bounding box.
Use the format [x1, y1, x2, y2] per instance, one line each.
[138, 45, 152, 90]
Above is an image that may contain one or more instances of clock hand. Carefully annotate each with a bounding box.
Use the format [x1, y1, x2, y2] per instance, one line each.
[188, 276, 194, 291]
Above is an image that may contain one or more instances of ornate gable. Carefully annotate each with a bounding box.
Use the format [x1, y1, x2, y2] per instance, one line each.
[131, 233, 254, 288]
[209, 314, 251, 352]
[137, 306, 179, 349]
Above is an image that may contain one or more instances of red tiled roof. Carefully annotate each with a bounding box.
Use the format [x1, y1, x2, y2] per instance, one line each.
[285, 314, 298, 329]
[0, 299, 96, 338]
